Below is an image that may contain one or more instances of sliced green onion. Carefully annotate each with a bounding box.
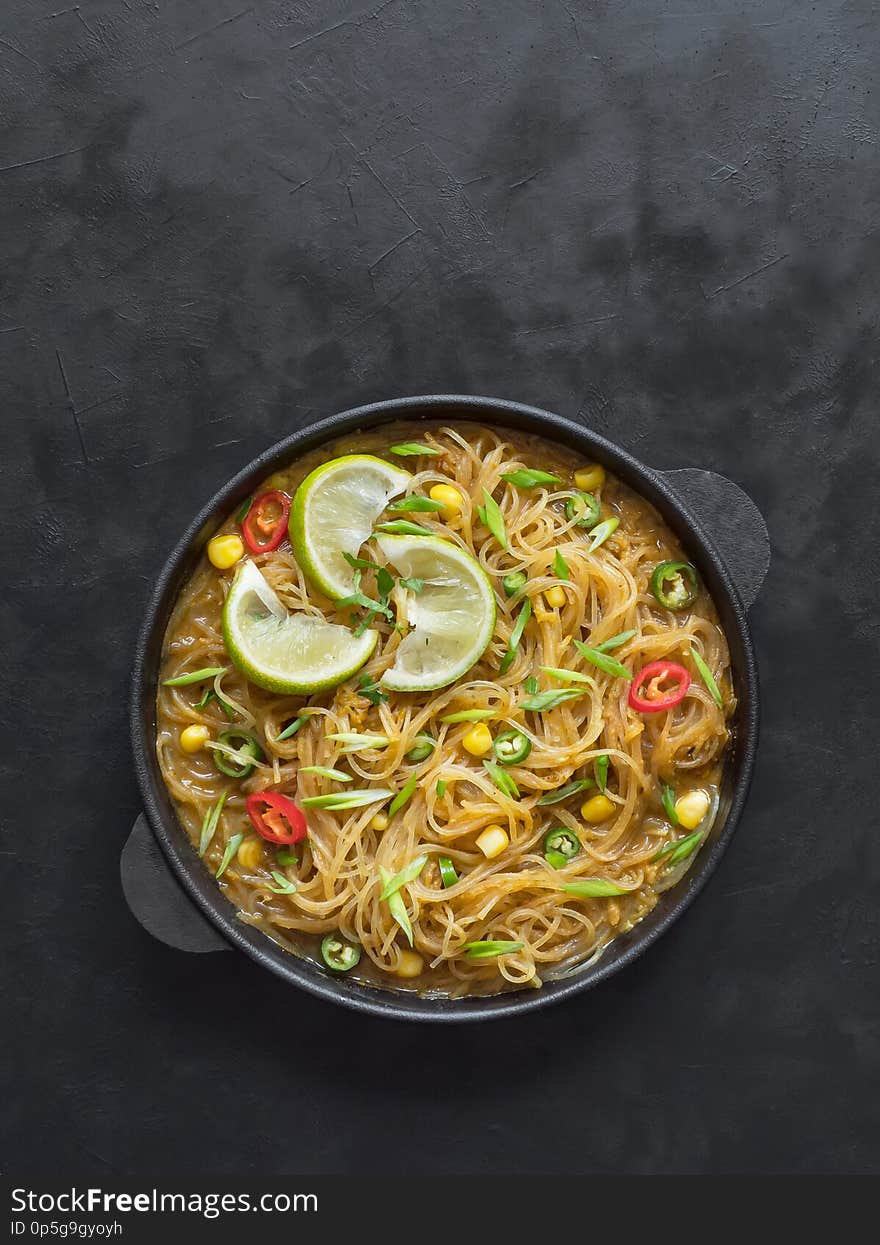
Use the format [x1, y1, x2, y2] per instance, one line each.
[379, 866, 414, 945]
[553, 549, 570, 580]
[389, 774, 418, 816]
[357, 674, 388, 706]
[441, 708, 496, 723]
[438, 856, 458, 888]
[654, 830, 703, 864]
[572, 637, 631, 681]
[374, 519, 433, 537]
[386, 495, 445, 512]
[276, 848, 299, 866]
[389, 442, 441, 456]
[536, 778, 594, 806]
[215, 833, 244, 879]
[502, 570, 528, 597]
[541, 666, 593, 685]
[300, 766, 352, 783]
[561, 878, 628, 898]
[266, 870, 297, 894]
[301, 788, 394, 810]
[198, 792, 227, 857]
[587, 517, 620, 552]
[476, 488, 509, 551]
[690, 646, 724, 708]
[406, 735, 436, 762]
[661, 782, 679, 824]
[436, 779, 447, 798]
[594, 629, 637, 653]
[499, 597, 531, 675]
[235, 496, 254, 524]
[524, 676, 539, 695]
[162, 666, 227, 687]
[483, 760, 520, 798]
[522, 687, 586, 712]
[462, 940, 523, 959]
[326, 731, 390, 751]
[379, 853, 428, 900]
[565, 492, 601, 529]
[500, 468, 561, 489]
[276, 715, 310, 741]
[594, 753, 610, 792]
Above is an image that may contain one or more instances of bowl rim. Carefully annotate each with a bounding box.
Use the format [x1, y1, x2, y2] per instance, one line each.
[131, 393, 759, 1022]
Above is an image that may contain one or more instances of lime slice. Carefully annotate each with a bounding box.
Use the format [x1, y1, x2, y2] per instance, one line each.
[374, 534, 496, 692]
[290, 454, 411, 600]
[222, 561, 377, 694]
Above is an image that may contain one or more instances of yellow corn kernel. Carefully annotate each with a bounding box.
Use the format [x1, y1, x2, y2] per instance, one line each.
[370, 811, 389, 832]
[207, 533, 245, 570]
[236, 836, 264, 871]
[581, 793, 616, 823]
[179, 724, 210, 753]
[462, 722, 493, 757]
[674, 789, 710, 830]
[476, 823, 509, 858]
[544, 584, 567, 608]
[574, 464, 606, 491]
[429, 482, 463, 518]
[395, 949, 424, 978]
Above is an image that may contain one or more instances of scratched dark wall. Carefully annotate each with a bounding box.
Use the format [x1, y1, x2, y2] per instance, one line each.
[2, 0, 878, 1174]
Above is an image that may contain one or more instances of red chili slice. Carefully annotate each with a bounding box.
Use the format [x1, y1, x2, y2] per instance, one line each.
[246, 792, 308, 844]
[241, 490, 291, 554]
[628, 661, 691, 713]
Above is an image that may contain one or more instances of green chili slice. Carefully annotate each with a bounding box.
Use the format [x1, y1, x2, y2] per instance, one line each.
[543, 825, 581, 869]
[651, 561, 699, 610]
[502, 571, 528, 597]
[212, 729, 263, 779]
[492, 729, 532, 766]
[438, 856, 458, 888]
[406, 735, 436, 763]
[321, 933, 362, 971]
[565, 492, 601, 529]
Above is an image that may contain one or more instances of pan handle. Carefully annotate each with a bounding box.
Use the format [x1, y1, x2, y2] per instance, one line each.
[121, 814, 227, 952]
[660, 469, 769, 608]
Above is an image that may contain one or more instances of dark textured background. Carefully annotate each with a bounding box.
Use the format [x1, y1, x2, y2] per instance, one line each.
[2, 0, 878, 1174]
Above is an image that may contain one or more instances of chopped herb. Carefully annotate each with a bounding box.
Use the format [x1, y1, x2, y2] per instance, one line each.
[336, 570, 394, 622]
[499, 597, 531, 675]
[654, 830, 703, 865]
[378, 865, 414, 944]
[300, 765, 353, 783]
[162, 666, 227, 688]
[399, 576, 424, 594]
[379, 853, 428, 900]
[561, 878, 627, 898]
[536, 779, 594, 806]
[386, 495, 445, 512]
[342, 551, 383, 572]
[388, 442, 441, 457]
[483, 760, 520, 798]
[553, 549, 570, 580]
[462, 940, 523, 959]
[215, 833, 244, 879]
[476, 488, 509, 551]
[661, 782, 679, 824]
[266, 870, 298, 895]
[690, 646, 724, 708]
[389, 774, 418, 816]
[357, 674, 388, 706]
[198, 792, 227, 857]
[587, 516, 620, 552]
[522, 687, 586, 712]
[572, 637, 631, 681]
[440, 708, 496, 723]
[301, 789, 394, 810]
[276, 715, 310, 741]
[500, 468, 561, 489]
[374, 519, 433, 537]
[595, 753, 610, 792]
[593, 629, 637, 653]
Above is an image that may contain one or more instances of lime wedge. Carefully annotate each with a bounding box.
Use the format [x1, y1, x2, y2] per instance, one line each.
[222, 561, 377, 694]
[374, 534, 496, 692]
[290, 454, 411, 600]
